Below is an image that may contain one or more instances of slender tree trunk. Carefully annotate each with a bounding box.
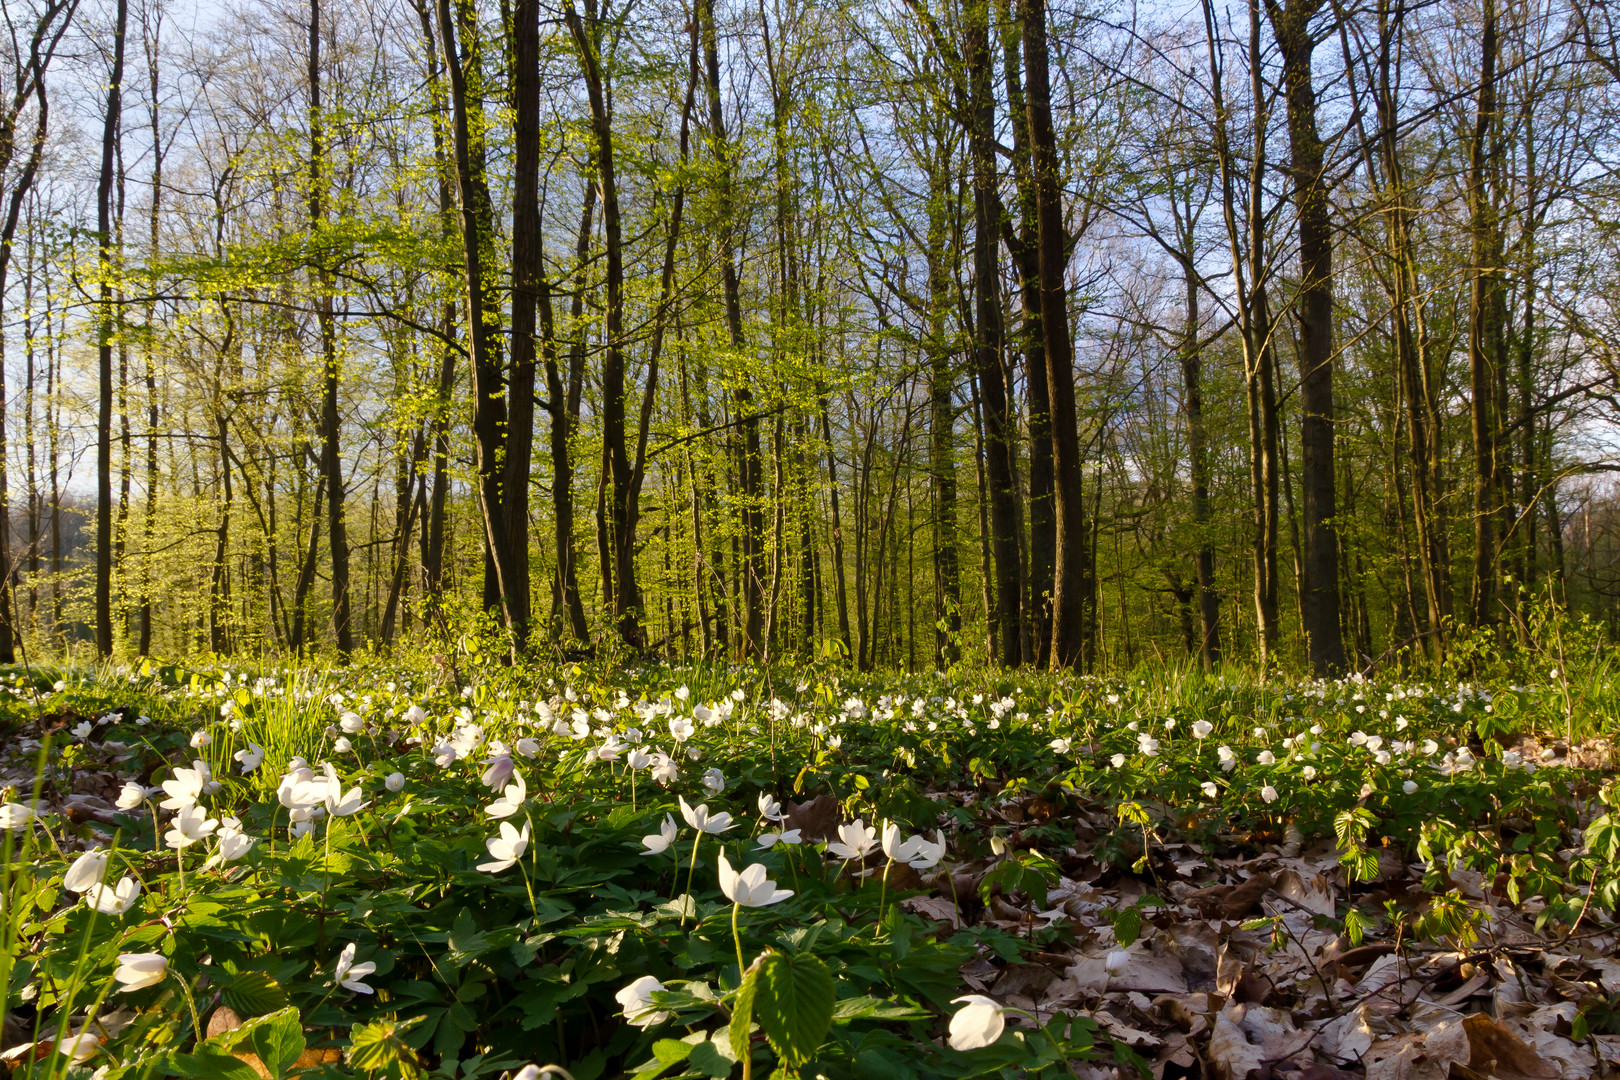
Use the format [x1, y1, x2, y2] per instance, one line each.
[437, 0, 522, 641]
[967, 0, 1023, 667]
[93, 0, 129, 657]
[566, 0, 643, 648]
[820, 399, 852, 656]
[1269, 0, 1344, 674]
[1468, 0, 1503, 627]
[698, 0, 765, 659]
[1020, 0, 1088, 669]
[924, 157, 961, 667]
[1205, 0, 1279, 664]
[504, 0, 543, 649]
[1179, 258, 1221, 668]
[1000, 1, 1052, 665]
[542, 179, 595, 644]
[309, 0, 352, 656]
[0, 98, 50, 662]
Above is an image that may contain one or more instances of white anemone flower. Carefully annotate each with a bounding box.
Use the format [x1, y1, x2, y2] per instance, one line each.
[947, 995, 1006, 1051]
[234, 742, 266, 774]
[63, 848, 110, 894]
[385, 772, 405, 792]
[1191, 719, 1214, 739]
[165, 805, 219, 849]
[1260, 785, 1280, 804]
[669, 717, 695, 743]
[477, 820, 531, 873]
[205, 830, 258, 870]
[642, 815, 678, 854]
[115, 781, 151, 810]
[650, 753, 679, 786]
[323, 773, 369, 818]
[86, 876, 142, 915]
[757, 829, 802, 849]
[717, 851, 794, 907]
[615, 975, 669, 1028]
[333, 942, 376, 993]
[339, 711, 365, 734]
[159, 767, 207, 811]
[486, 770, 528, 819]
[114, 952, 168, 992]
[758, 793, 786, 821]
[701, 768, 725, 795]
[481, 755, 516, 791]
[678, 796, 734, 835]
[1200, 781, 1219, 798]
[825, 819, 878, 861]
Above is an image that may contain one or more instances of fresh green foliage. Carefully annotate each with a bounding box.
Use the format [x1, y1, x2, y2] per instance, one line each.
[0, 657, 1614, 1080]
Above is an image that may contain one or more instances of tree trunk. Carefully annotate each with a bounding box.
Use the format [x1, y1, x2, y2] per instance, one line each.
[93, 0, 128, 658]
[999, 0, 1052, 665]
[1468, 0, 1503, 627]
[565, 0, 643, 649]
[1020, 0, 1088, 670]
[1178, 259, 1221, 668]
[309, 0, 352, 657]
[505, 0, 542, 649]
[437, 0, 523, 643]
[1268, 0, 1344, 674]
[968, 0, 1024, 667]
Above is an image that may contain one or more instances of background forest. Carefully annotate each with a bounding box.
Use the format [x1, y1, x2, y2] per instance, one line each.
[3, 0, 1620, 673]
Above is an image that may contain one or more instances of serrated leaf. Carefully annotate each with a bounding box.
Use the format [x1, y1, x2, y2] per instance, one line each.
[239, 1007, 305, 1079]
[753, 951, 835, 1067]
[349, 1015, 426, 1077]
[1114, 906, 1142, 948]
[167, 1051, 263, 1080]
[221, 971, 289, 1018]
[730, 960, 759, 1067]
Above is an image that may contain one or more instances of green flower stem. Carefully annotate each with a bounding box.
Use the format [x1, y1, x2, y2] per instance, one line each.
[679, 833, 702, 928]
[877, 858, 893, 927]
[731, 901, 746, 985]
[174, 970, 205, 1046]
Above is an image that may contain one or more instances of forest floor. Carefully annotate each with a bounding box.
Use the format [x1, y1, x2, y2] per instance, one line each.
[1, 657, 1618, 1080]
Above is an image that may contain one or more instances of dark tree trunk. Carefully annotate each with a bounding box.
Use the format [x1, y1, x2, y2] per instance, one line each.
[565, 0, 643, 649]
[1468, 0, 1504, 627]
[1019, 0, 1089, 670]
[309, 0, 352, 657]
[1268, 0, 1345, 674]
[437, 0, 524, 643]
[999, 1, 1052, 665]
[94, 0, 128, 657]
[968, 0, 1024, 668]
[505, 0, 542, 648]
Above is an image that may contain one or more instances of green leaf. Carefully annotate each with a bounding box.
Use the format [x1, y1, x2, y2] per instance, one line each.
[831, 996, 931, 1022]
[167, 1051, 263, 1080]
[221, 971, 289, 1018]
[1113, 906, 1142, 949]
[688, 1037, 735, 1079]
[651, 1040, 694, 1066]
[753, 951, 835, 1067]
[348, 1015, 426, 1077]
[730, 960, 759, 1067]
[239, 1007, 306, 1079]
